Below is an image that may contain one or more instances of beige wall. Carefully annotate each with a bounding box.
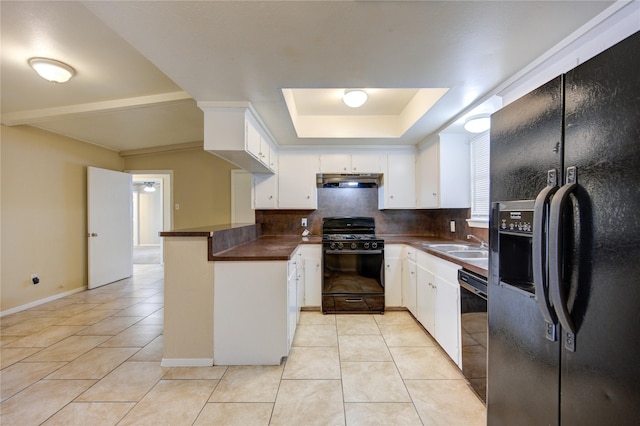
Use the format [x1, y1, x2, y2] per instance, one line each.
[1, 125, 124, 312]
[124, 148, 235, 230]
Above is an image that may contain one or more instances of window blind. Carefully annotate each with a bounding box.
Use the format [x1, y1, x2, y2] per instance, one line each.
[469, 131, 490, 226]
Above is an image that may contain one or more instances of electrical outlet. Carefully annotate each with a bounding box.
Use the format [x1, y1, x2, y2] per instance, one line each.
[301, 218, 307, 227]
[450, 220, 456, 233]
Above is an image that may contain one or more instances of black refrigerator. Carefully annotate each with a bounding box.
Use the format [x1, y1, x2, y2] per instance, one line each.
[487, 31, 640, 425]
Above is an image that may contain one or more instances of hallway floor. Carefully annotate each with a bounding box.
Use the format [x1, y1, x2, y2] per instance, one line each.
[0, 264, 485, 425]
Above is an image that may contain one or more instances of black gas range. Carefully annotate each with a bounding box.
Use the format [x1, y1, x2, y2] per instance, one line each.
[321, 217, 385, 314]
[322, 217, 384, 251]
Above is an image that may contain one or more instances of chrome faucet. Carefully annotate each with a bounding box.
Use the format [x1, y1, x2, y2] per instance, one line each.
[467, 234, 488, 248]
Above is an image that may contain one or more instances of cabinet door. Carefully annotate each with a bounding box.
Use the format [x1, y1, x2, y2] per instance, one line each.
[320, 154, 351, 173]
[259, 136, 271, 167]
[296, 251, 304, 322]
[416, 264, 436, 335]
[384, 256, 403, 307]
[287, 258, 297, 351]
[416, 140, 440, 208]
[303, 256, 322, 307]
[435, 275, 461, 367]
[278, 153, 319, 209]
[402, 258, 417, 316]
[384, 153, 416, 208]
[351, 153, 383, 173]
[253, 174, 278, 209]
[246, 120, 262, 161]
[439, 134, 470, 208]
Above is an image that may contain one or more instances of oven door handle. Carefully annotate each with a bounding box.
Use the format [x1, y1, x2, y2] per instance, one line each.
[323, 249, 383, 255]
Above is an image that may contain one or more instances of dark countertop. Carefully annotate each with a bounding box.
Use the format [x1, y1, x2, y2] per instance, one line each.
[160, 223, 488, 276]
[211, 233, 488, 277]
[211, 235, 321, 261]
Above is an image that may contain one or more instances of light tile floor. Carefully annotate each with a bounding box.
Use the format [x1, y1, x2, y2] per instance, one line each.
[0, 264, 486, 425]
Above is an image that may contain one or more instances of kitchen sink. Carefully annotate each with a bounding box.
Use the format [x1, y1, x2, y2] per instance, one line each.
[446, 250, 489, 260]
[423, 244, 473, 251]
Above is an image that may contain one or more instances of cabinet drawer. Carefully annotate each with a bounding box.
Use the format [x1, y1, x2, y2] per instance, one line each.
[322, 295, 384, 314]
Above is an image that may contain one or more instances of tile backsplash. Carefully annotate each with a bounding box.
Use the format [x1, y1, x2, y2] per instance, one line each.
[256, 187, 488, 242]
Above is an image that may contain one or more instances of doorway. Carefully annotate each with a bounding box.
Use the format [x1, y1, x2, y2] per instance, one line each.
[131, 172, 173, 265]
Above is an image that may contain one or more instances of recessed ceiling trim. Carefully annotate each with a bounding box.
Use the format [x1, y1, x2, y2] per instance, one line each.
[295, 115, 401, 138]
[282, 88, 449, 139]
[1, 91, 192, 126]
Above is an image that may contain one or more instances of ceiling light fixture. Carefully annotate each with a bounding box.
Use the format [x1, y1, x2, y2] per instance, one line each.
[343, 89, 368, 108]
[28, 57, 76, 83]
[143, 182, 156, 193]
[464, 114, 491, 133]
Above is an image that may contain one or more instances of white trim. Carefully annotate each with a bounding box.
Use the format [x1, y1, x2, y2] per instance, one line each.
[0, 286, 87, 317]
[160, 358, 214, 367]
[466, 218, 489, 229]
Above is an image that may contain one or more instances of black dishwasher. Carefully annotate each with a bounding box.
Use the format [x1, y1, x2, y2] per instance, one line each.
[458, 269, 488, 403]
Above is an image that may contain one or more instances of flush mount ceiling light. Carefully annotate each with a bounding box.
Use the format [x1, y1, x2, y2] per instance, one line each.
[343, 89, 368, 108]
[464, 114, 491, 133]
[143, 182, 156, 193]
[28, 57, 76, 83]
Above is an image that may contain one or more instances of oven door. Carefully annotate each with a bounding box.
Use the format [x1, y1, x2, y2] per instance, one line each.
[322, 249, 384, 314]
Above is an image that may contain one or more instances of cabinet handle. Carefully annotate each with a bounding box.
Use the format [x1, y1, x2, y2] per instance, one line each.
[390, 195, 394, 199]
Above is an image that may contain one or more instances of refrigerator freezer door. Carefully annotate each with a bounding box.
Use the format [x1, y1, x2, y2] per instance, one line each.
[488, 76, 564, 425]
[559, 30, 640, 424]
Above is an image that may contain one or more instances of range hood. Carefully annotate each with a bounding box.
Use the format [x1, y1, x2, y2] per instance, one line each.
[317, 173, 380, 188]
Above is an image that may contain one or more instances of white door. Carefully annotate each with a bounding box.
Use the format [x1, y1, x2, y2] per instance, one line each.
[87, 167, 133, 289]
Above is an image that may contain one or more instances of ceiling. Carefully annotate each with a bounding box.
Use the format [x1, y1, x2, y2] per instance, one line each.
[0, 1, 618, 152]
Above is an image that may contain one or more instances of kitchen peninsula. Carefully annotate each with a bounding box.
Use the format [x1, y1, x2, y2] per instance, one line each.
[160, 223, 487, 368]
[159, 223, 319, 367]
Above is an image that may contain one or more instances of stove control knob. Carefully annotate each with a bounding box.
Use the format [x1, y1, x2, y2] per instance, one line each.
[371, 242, 378, 249]
[330, 242, 336, 250]
[337, 242, 344, 250]
[364, 242, 370, 249]
[351, 243, 357, 250]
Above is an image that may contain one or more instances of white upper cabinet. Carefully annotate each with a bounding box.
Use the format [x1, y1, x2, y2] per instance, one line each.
[253, 155, 278, 209]
[352, 153, 384, 173]
[379, 152, 416, 209]
[278, 152, 319, 209]
[417, 134, 470, 208]
[320, 153, 350, 173]
[200, 104, 276, 174]
[319, 152, 384, 173]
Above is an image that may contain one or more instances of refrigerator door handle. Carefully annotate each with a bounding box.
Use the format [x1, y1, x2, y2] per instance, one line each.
[532, 182, 558, 341]
[549, 168, 578, 351]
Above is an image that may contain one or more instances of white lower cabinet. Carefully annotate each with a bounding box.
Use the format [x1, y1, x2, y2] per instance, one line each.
[416, 262, 436, 336]
[416, 250, 462, 368]
[214, 260, 289, 365]
[287, 252, 299, 351]
[402, 247, 418, 317]
[434, 274, 461, 367]
[384, 245, 403, 307]
[300, 245, 322, 307]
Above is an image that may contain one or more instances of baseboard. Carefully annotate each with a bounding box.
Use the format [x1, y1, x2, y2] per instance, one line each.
[0, 286, 87, 317]
[160, 358, 214, 367]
